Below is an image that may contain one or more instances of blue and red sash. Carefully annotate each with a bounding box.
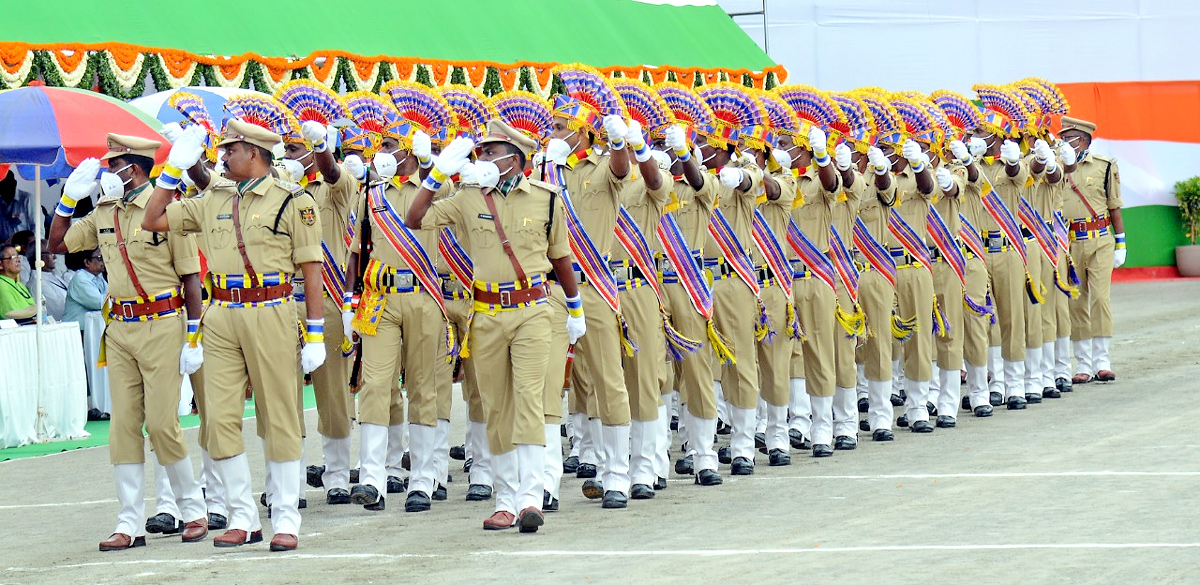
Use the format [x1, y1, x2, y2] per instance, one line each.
[926, 207, 966, 287]
[887, 209, 934, 276]
[707, 208, 761, 296]
[437, 228, 473, 289]
[828, 225, 860, 304]
[549, 164, 621, 313]
[978, 174, 1028, 265]
[616, 206, 701, 359]
[852, 217, 896, 287]
[786, 217, 837, 291]
[656, 212, 713, 319]
[750, 209, 794, 298]
[1018, 197, 1058, 264]
[959, 214, 988, 261]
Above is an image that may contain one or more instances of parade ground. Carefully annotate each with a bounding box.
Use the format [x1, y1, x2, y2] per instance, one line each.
[2, 278, 1197, 584]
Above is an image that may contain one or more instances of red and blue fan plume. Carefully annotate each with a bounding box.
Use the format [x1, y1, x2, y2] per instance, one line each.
[381, 80, 454, 141]
[552, 64, 626, 119]
[274, 79, 347, 127]
[612, 79, 674, 137]
[168, 91, 218, 158]
[439, 84, 498, 141]
[222, 94, 300, 139]
[697, 82, 765, 129]
[342, 91, 402, 138]
[772, 84, 844, 130]
[854, 91, 903, 137]
[490, 90, 552, 142]
[756, 90, 799, 135]
[653, 82, 714, 129]
[829, 93, 874, 145]
[973, 83, 1031, 132]
[891, 95, 942, 145]
[931, 90, 981, 134]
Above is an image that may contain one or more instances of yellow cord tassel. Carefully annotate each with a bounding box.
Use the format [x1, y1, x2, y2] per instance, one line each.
[785, 301, 805, 341]
[443, 321, 457, 363]
[618, 312, 638, 357]
[1055, 266, 1080, 299]
[1025, 270, 1045, 305]
[891, 310, 917, 342]
[458, 311, 475, 358]
[753, 297, 773, 342]
[707, 319, 736, 365]
[932, 295, 949, 338]
[835, 301, 866, 337]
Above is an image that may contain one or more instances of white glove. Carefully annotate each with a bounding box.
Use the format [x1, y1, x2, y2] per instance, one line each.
[665, 125, 688, 155]
[968, 137, 987, 159]
[626, 119, 646, 150]
[412, 130, 432, 167]
[301, 121, 329, 152]
[902, 139, 924, 166]
[373, 151, 398, 180]
[280, 158, 304, 182]
[566, 314, 587, 344]
[1114, 239, 1127, 268]
[301, 340, 327, 374]
[99, 172, 124, 200]
[602, 115, 628, 149]
[949, 139, 970, 163]
[63, 158, 101, 201]
[935, 166, 955, 191]
[179, 342, 203, 375]
[999, 140, 1021, 165]
[344, 154, 367, 183]
[167, 125, 207, 171]
[546, 139, 572, 166]
[433, 137, 475, 178]
[474, 160, 501, 189]
[458, 161, 478, 184]
[160, 122, 184, 144]
[771, 148, 793, 171]
[718, 167, 744, 189]
[180, 169, 195, 190]
[1033, 139, 1053, 162]
[834, 143, 853, 171]
[868, 146, 890, 175]
[808, 127, 828, 158]
[1058, 141, 1077, 166]
[342, 310, 354, 341]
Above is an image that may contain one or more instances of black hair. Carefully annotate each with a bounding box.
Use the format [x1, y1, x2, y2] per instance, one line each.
[65, 249, 95, 271]
[253, 144, 274, 162]
[113, 154, 155, 176]
[501, 142, 527, 171]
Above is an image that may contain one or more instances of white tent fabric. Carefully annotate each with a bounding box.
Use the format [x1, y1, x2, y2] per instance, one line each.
[720, 0, 1200, 92]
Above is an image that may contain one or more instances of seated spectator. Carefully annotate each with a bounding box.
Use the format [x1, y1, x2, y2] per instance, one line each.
[8, 230, 35, 284]
[26, 240, 71, 322]
[0, 244, 36, 322]
[63, 249, 106, 324]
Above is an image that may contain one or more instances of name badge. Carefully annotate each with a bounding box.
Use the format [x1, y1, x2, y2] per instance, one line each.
[98, 228, 115, 234]
[217, 213, 232, 220]
[478, 213, 494, 220]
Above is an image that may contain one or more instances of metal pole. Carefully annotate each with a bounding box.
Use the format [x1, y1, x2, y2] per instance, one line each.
[34, 164, 47, 441]
[762, 0, 770, 57]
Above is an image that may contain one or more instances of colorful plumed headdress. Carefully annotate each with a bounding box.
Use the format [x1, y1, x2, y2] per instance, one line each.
[973, 83, 1029, 140]
[773, 84, 844, 151]
[612, 79, 674, 142]
[380, 80, 455, 148]
[439, 84, 498, 143]
[828, 93, 875, 153]
[653, 82, 714, 147]
[931, 89, 982, 141]
[222, 94, 300, 148]
[756, 89, 800, 137]
[890, 94, 944, 160]
[853, 90, 903, 147]
[274, 79, 347, 146]
[1013, 77, 1069, 135]
[490, 90, 552, 144]
[340, 91, 401, 158]
[168, 91, 219, 161]
[551, 64, 625, 139]
[696, 82, 768, 150]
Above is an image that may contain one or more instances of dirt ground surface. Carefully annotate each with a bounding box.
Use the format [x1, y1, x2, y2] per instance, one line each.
[2, 279, 1199, 584]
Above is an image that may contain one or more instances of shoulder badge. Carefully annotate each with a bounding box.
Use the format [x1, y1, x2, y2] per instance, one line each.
[299, 206, 317, 226]
[526, 178, 562, 194]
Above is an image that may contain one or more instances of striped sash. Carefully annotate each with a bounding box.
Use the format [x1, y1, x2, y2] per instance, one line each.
[616, 206, 701, 359]
[656, 212, 712, 319]
[750, 209, 794, 298]
[828, 225, 860, 304]
[1018, 197, 1058, 264]
[926, 206, 966, 287]
[978, 174, 1028, 265]
[437, 228, 473, 289]
[786, 217, 837, 291]
[1052, 210, 1070, 253]
[707, 208, 761, 296]
[887, 209, 934, 275]
[319, 241, 347, 302]
[852, 217, 896, 287]
[550, 164, 620, 313]
[959, 214, 988, 261]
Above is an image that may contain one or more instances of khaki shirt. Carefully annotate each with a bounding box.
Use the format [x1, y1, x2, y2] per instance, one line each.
[976, 158, 1031, 234]
[752, 167, 796, 263]
[1062, 152, 1122, 221]
[306, 164, 359, 267]
[612, 168, 673, 261]
[421, 176, 570, 282]
[351, 176, 447, 271]
[933, 165, 970, 237]
[832, 168, 865, 244]
[560, 150, 623, 255]
[856, 171, 899, 244]
[887, 167, 934, 248]
[703, 163, 764, 259]
[166, 176, 322, 276]
[66, 184, 200, 299]
[791, 165, 839, 254]
[958, 166, 990, 236]
[670, 174, 718, 254]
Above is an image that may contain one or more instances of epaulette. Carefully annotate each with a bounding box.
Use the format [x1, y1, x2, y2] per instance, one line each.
[526, 178, 561, 194]
[1091, 153, 1116, 164]
[211, 176, 236, 189]
[95, 196, 119, 207]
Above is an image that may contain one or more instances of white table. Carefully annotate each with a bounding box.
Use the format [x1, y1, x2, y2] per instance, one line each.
[0, 322, 89, 448]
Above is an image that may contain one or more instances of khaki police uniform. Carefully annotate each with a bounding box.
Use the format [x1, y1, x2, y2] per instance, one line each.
[1062, 151, 1121, 370]
[956, 168, 994, 407]
[831, 168, 864, 439]
[855, 171, 899, 431]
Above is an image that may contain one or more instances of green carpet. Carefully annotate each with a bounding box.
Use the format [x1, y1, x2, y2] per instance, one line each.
[0, 386, 317, 462]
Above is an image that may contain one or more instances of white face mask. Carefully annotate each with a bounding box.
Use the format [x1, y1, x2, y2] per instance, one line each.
[650, 150, 671, 170]
[111, 163, 133, 187]
[280, 158, 305, 182]
[487, 153, 516, 178]
[372, 151, 398, 180]
[472, 160, 501, 190]
[99, 172, 124, 199]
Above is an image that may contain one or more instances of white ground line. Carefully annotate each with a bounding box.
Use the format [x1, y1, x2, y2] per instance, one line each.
[3, 470, 1196, 511]
[10, 543, 1200, 571]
